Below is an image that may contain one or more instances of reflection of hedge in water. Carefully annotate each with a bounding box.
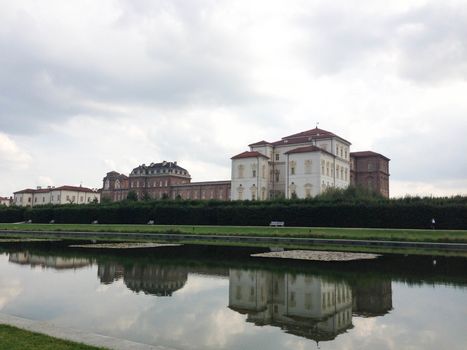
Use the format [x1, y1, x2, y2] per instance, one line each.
[1, 242, 466, 287]
[1, 199, 466, 228]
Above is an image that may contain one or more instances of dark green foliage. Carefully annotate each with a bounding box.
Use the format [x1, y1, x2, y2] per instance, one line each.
[126, 190, 138, 201]
[1, 189, 466, 229]
[0, 206, 25, 223]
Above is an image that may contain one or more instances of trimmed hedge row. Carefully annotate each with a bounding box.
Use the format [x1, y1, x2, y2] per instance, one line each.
[1, 202, 466, 229]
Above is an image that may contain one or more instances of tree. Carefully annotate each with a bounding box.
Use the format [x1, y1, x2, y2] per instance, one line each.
[142, 191, 151, 201]
[127, 190, 138, 201]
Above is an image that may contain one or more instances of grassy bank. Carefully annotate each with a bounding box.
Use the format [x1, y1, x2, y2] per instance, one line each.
[0, 324, 105, 350]
[1, 223, 467, 243]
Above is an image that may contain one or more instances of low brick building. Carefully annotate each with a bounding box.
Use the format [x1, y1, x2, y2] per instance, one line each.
[101, 161, 231, 201]
[350, 151, 390, 198]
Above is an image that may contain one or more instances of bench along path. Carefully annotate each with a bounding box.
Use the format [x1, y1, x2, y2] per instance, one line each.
[1, 230, 467, 250]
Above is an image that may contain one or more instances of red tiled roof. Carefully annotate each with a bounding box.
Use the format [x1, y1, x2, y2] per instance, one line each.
[278, 127, 351, 145]
[350, 151, 390, 161]
[55, 185, 97, 192]
[14, 186, 98, 194]
[284, 146, 335, 157]
[13, 188, 36, 194]
[283, 127, 337, 139]
[248, 140, 272, 147]
[272, 136, 314, 146]
[231, 151, 269, 160]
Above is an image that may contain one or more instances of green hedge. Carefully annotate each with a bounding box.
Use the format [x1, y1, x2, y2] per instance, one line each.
[0, 201, 463, 229]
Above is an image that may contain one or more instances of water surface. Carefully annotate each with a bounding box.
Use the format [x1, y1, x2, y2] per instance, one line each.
[0, 243, 466, 350]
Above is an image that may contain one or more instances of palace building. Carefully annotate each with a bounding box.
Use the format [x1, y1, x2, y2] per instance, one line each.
[101, 127, 389, 202]
[231, 127, 389, 200]
[101, 161, 230, 201]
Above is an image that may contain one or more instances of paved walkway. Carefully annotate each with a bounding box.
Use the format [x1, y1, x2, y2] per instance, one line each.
[1, 229, 467, 250]
[0, 313, 175, 350]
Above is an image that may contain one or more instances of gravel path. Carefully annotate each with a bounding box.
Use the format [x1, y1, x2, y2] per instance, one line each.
[69, 243, 181, 249]
[252, 250, 380, 261]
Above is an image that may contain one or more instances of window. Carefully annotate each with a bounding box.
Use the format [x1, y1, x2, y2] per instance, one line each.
[262, 165, 266, 178]
[344, 149, 347, 159]
[305, 293, 312, 310]
[66, 195, 70, 201]
[238, 165, 244, 178]
[289, 161, 296, 176]
[336, 165, 340, 179]
[34, 197, 37, 203]
[321, 160, 325, 174]
[42, 197, 45, 202]
[275, 154, 279, 161]
[72, 195, 76, 202]
[305, 160, 312, 174]
[237, 185, 244, 200]
[289, 292, 297, 307]
[252, 169, 256, 178]
[275, 171, 280, 182]
[80, 196, 83, 202]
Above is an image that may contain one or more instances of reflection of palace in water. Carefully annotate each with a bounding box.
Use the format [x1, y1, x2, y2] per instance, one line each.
[8, 252, 91, 270]
[228, 269, 392, 343]
[98, 263, 188, 296]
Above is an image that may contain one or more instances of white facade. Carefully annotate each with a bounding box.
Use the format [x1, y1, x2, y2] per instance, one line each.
[0, 197, 12, 206]
[228, 269, 353, 341]
[13, 186, 100, 207]
[231, 128, 351, 200]
[231, 152, 270, 201]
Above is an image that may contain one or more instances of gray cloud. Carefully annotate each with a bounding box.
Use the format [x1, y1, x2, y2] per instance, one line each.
[296, 2, 467, 82]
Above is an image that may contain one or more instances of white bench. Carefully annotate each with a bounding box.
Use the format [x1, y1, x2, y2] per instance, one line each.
[270, 221, 285, 227]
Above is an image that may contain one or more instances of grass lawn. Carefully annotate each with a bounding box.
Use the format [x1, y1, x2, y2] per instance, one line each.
[0, 223, 466, 243]
[0, 324, 105, 350]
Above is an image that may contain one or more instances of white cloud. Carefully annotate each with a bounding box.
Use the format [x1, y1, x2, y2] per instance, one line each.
[0, 133, 31, 169]
[0, 0, 465, 196]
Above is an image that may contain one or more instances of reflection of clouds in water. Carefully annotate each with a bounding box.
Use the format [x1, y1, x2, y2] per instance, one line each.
[1, 253, 466, 350]
[352, 317, 378, 337]
[205, 308, 246, 348]
[283, 339, 310, 350]
[175, 274, 228, 297]
[0, 279, 22, 310]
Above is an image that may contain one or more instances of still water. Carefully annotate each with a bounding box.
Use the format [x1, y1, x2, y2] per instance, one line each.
[0, 242, 466, 350]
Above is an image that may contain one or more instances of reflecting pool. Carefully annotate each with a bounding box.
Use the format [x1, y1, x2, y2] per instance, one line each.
[0, 242, 466, 349]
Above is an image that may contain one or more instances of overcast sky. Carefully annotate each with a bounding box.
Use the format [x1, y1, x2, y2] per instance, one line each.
[1, 0, 466, 198]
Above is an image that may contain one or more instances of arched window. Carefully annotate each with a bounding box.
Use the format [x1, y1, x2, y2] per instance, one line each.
[237, 184, 244, 200]
[115, 179, 120, 189]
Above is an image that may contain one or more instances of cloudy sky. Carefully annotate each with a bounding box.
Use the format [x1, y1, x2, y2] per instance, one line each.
[1, 0, 466, 197]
